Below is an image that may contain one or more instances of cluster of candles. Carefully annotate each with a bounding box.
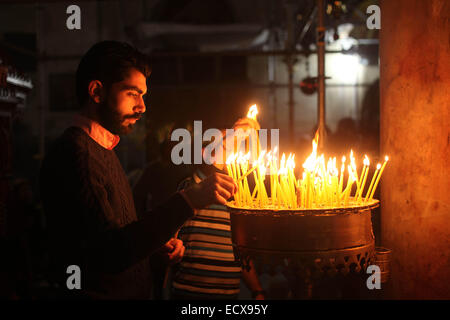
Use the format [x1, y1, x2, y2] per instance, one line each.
[226, 133, 389, 210]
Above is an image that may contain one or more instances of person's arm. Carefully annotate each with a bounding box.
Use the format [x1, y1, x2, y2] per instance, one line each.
[241, 260, 265, 300]
[71, 154, 235, 274]
[41, 136, 236, 275]
[80, 182, 193, 273]
[42, 148, 189, 275]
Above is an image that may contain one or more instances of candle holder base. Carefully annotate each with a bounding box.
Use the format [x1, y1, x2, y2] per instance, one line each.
[227, 199, 379, 298]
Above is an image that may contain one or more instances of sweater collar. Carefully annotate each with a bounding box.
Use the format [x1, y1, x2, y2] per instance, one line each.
[72, 114, 120, 150]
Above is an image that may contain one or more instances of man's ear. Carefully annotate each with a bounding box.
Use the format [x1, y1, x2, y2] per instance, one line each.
[87, 80, 104, 104]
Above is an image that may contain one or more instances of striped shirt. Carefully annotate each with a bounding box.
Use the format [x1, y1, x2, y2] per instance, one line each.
[171, 171, 241, 299]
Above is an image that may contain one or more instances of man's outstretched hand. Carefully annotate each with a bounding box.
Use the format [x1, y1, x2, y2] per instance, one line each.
[181, 172, 237, 209]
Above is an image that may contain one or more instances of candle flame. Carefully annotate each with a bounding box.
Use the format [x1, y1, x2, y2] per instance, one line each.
[348, 165, 356, 181]
[302, 137, 318, 172]
[226, 153, 238, 165]
[313, 130, 319, 147]
[350, 150, 356, 168]
[280, 153, 286, 170]
[257, 149, 267, 164]
[376, 163, 381, 170]
[287, 154, 296, 169]
[364, 155, 370, 166]
[327, 157, 338, 176]
[260, 164, 267, 176]
[247, 104, 258, 120]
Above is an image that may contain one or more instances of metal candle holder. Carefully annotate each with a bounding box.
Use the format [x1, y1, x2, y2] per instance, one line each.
[227, 198, 379, 280]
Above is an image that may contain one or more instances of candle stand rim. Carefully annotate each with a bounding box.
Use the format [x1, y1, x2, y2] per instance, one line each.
[226, 198, 379, 215]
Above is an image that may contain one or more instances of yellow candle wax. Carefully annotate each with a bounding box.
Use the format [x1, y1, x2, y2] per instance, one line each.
[230, 160, 240, 206]
[344, 181, 353, 206]
[235, 163, 242, 204]
[231, 162, 238, 184]
[343, 165, 355, 205]
[365, 164, 380, 203]
[269, 166, 274, 204]
[288, 169, 296, 207]
[262, 178, 269, 206]
[252, 169, 260, 205]
[338, 156, 346, 198]
[272, 180, 276, 206]
[244, 178, 251, 205]
[357, 157, 370, 203]
[300, 182, 305, 208]
[307, 172, 313, 208]
[341, 166, 351, 200]
[257, 166, 268, 207]
[287, 175, 295, 208]
[226, 164, 234, 180]
[277, 180, 282, 208]
[242, 162, 252, 205]
[369, 156, 389, 201]
[332, 176, 339, 206]
[357, 166, 367, 200]
[357, 156, 368, 194]
[252, 183, 258, 199]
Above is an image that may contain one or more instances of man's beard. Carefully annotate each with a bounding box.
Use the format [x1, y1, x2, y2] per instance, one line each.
[98, 100, 142, 135]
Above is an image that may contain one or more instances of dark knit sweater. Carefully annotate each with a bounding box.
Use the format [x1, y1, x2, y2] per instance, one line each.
[40, 127, 194, 299]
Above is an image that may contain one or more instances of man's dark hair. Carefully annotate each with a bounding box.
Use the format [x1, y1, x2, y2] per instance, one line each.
[76, 41, 151, 106]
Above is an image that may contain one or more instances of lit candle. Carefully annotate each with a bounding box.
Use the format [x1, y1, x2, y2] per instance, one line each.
[343, 165, 355, 206]
[287, 154, 297, 208]
[226, 161, 234, 180]
[242, 164, 252, 205]
[236, 162, 245, 205]
[226, 154, 236, 180]
[259, 164, 268, 206]
[230, 156, 241, 206]
[246, 104, 259, 158]
[338, 156, 346, 199]
[302, 182, 306, 208]
[332, 175, 339, 206]
[272, 150, 278, 205]
[369, 156, 389, 201]
[252, 162, 260, 205]
[306, 171, 312, 208]
[349, 150, 359, 199]
[252, 183, 258, 200]
[357, 156, 370, 203]
[281, 174, 290, 207]
[365, 163, 381, 203]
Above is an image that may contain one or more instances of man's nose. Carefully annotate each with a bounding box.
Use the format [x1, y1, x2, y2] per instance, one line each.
[135, 96, 146, 113]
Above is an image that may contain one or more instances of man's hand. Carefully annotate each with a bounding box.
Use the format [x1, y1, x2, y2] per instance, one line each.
[181, 172, 237, 209]
[159, 238, 185, 265]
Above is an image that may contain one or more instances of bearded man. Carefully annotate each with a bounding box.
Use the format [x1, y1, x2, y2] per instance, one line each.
[39, 41, 236, 299]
